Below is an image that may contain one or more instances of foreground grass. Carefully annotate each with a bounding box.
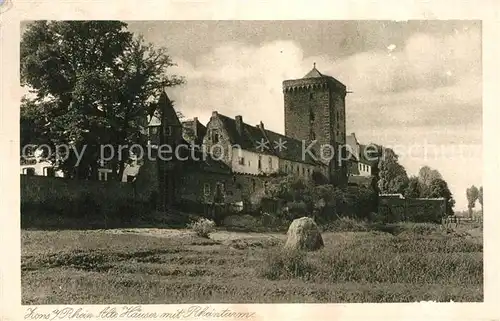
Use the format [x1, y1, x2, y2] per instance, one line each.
[21, 226, 483, 304]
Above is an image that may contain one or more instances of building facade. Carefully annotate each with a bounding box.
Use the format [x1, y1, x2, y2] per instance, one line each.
[345, 132, 382, 187]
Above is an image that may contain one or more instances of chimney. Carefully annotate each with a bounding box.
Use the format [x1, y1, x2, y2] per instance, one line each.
[235, 115, 243, 135]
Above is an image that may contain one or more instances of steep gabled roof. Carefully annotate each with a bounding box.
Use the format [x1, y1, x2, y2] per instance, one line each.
[214, 113, 321, 166]
[147, 91, 181, 128]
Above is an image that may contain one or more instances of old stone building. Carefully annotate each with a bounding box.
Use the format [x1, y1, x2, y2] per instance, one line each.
[203, 111, 326, 179]
[132, 65, 351, 211]
[283, 64, 349, 186]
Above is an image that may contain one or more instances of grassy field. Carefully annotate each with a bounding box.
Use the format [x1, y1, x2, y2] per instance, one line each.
[21, 223, 483, 304]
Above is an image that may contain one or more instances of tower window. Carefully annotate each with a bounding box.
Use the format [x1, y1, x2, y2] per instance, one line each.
[258, 155, 262, 170]
[204, 183, 211, 196]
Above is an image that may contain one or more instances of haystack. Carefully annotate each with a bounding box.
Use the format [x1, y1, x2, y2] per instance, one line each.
[284, 217, 324, 251]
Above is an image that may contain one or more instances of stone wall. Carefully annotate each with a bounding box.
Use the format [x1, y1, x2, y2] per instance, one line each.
[378, 195, 447, 223]
[20, 174, 140, 228]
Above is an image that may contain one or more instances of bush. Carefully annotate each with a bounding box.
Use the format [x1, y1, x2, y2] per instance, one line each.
[187, 218, 216, 238]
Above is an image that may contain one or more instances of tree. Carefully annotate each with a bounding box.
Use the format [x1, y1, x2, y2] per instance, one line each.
[466, 185, 479, 218]
[418, 166, 442, 186]
[417, 166, 442, 196]
[21, 21, 184, 180]
[404, 176, 422, 198]
[478, 186, 483, 213]
[377, 148, 409, 194]
[427, 178, 455, 216]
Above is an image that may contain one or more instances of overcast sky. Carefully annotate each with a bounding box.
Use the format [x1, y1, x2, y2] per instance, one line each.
[22, 20, 482, 210]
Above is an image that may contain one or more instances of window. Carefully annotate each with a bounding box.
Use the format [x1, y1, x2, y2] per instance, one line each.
[302, 167, 305, 175]
[165, 126, 172, 136]
[24, 168, 35, 176]
[252, 179, 256, 191]
[309, 110, 315, 122]
[149, 127, 158, 135]
[203, 183, 211, 196]
[268, 157, 273, 169]
[44, 167, 55, 177]
[258, 156, 262, 170]
[309, 92, 314, 100]
[311, 131, 316, 140]
[238, 157, 245, 165]
[211, 129, 220, 143]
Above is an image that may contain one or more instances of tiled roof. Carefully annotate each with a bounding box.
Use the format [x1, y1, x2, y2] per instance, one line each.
[215, 113, 321, 166]
[178, 139, 232, 174]
[149, 140, 232, 175]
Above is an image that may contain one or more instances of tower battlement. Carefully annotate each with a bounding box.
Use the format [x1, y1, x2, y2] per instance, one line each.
[282, 76, 346, 93]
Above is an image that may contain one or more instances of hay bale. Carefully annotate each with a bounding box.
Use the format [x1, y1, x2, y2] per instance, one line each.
[284, 217, 324, 251]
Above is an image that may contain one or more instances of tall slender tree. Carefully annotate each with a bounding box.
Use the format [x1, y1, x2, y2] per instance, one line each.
[466, 185, 479, 218]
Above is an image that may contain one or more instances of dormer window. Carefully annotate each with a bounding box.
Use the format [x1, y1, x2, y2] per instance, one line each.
[211, 129, 220, 143]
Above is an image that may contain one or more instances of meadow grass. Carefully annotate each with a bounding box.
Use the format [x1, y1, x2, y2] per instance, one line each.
[21, 224, 483, 304]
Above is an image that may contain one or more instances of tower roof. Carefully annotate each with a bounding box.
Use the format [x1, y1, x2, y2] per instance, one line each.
[303, 63, 324, 78]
